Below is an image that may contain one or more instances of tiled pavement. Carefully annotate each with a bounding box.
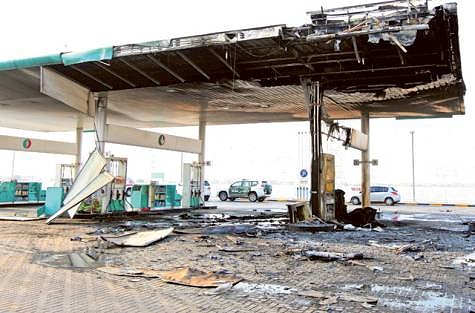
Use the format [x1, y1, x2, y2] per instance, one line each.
[0, 217, 473, 313]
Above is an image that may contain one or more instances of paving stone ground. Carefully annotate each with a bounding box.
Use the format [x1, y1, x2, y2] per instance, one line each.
[0, 210, 473, 313]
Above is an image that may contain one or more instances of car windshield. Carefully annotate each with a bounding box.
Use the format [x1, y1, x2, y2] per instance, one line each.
[204, 181, 210, 186]
[390, 187, 398, 192]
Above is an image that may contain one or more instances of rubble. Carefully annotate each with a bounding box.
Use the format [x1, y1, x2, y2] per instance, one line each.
[101, 227, 174, 247]
[344, 207, 383, 227]
[97, 266, 162, 278]
[301, 251, 364, 262]
[157, 267, 241, 287]
[453, 252, 475, 268]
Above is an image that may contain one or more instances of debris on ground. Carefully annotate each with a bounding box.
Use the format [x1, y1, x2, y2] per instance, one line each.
[287, 202, 312, 223]
[297, 289, 327, 298]
[453, 252, 475, 268]
[98, 266, 241, 287]
[347, 260, 384, 272]
[300, 250, 364, 261]
[210, 283, 234, 294]
[217, 246, 258, 252]
[101, 227, 174, 247]
[344, 207, 383, 227]
[368, 240, 422, 254]
[297, 289, 378, 306]
[157, 267, 241, 287]
[35, 251, 100, 269]
[343, 224, 384, 232]
[97, 266, 162, 278]
[287, 222, 335, 233]
[232, 282, 296, 295]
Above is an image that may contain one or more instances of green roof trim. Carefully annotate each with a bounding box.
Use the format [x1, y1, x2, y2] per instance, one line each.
[0, 47, 113, 71]
[62, 47, 113, 66]
[0, 54, 62, 71]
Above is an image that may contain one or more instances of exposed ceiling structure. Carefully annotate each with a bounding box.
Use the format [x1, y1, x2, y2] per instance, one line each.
[0, 0, 465, 131]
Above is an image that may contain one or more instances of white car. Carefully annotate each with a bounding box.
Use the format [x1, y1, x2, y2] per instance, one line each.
[350, 186, 401, 206]
[218, 179, 272, 202]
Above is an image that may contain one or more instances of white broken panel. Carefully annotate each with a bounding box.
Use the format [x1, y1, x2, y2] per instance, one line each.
[101, 227, 174, 247]
[46, 172, 114, 224]
[63, 150, 107, 218]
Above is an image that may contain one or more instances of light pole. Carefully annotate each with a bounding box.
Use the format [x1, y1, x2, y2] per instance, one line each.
[410, 131, 415, 202]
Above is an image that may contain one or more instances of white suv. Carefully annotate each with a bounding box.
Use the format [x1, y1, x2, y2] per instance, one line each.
[218, 180, 272, 202]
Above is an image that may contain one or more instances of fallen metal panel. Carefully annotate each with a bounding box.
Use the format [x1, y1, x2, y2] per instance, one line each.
[156, 267, 241, 288]
[102, 227, 174, 247]
[40, 67, 92, 115]
[46, 171, 113, 224]
[0, 135, 76, 155]
[64, 150, 107, 218]
[106, 125, 201, 154]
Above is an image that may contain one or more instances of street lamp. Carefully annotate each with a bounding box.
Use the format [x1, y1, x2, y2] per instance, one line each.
[410, 131, 415, 202]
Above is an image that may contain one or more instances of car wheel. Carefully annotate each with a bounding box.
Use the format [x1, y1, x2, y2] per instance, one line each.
[204, 195, 210, 201]
[248, 192, 258, 202]
[218, 191, 228, 201]
[229, 198, 235, 201]
[351, 197, 360, 205]
[384, 197, 394, 206]
[258, 197, 265, 202]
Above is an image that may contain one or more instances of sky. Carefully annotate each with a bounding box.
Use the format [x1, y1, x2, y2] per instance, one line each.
[0, 0, 473, 203]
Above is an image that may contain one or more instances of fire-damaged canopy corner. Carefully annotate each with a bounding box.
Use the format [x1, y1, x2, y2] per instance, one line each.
[0, 0, 465, 131]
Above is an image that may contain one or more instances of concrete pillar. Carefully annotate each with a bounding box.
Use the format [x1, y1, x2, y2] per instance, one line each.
[198, 97, 208, 204]
[361, 112, 370, 207]
[95, 95, 108, 153]
[74, 127, 83, 176]
[198, 119, 206, 171]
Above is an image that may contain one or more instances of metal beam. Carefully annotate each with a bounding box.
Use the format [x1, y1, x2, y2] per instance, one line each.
[302, 80, 322, 217]
[105, 125, 201, 154]
[117, 58, 160, 85]
[146, 55, 185, 83]
[70, 65, 113, 90]
[40, 67, 91, 115]
[208, 47, 240, 78]
[176, 51, 210, 80]
[0, 135, 76, 155]
[94, 62, 136, 87]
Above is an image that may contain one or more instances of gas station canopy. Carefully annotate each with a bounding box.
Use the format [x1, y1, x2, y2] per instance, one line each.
[0, 1, 465, 131]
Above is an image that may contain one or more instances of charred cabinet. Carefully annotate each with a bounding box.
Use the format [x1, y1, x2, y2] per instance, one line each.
[320, 153, 335, 220]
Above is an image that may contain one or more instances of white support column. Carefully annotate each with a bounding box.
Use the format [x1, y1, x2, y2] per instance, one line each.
[198, 94, 208, 204]
[95, 95, 108, 153]
[75, 127, 83, 175]
[361, 112, 370, 207]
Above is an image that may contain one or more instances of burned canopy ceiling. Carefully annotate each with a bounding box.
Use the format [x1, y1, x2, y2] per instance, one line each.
[0, 0, 465, 131]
